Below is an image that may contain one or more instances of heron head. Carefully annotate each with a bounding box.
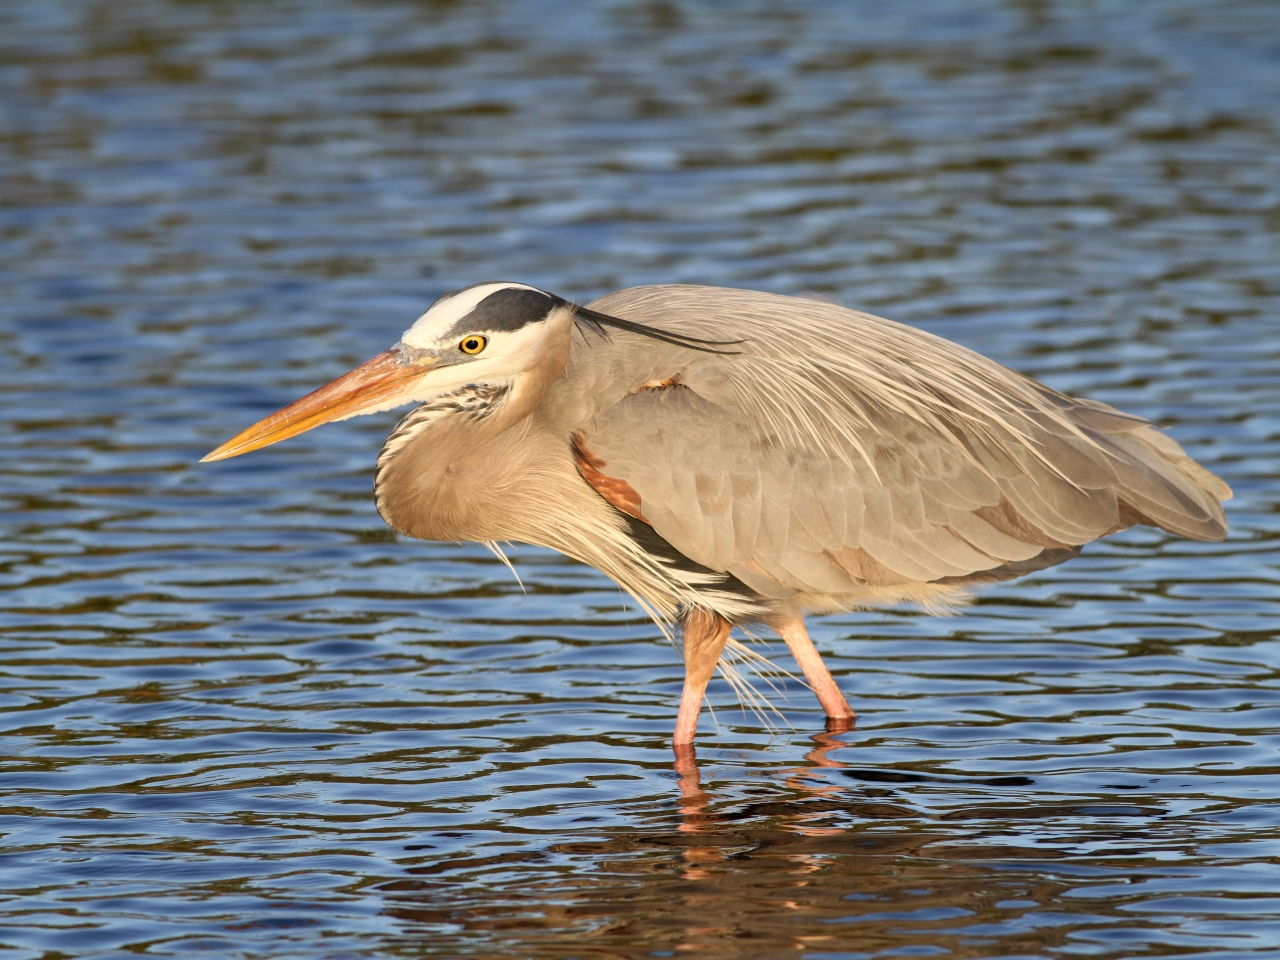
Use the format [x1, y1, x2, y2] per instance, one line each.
[397, 281, 573, 375]
[201, 281, 573, 462]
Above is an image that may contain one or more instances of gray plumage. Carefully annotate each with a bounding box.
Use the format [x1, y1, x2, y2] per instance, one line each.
[203, 282, 1230, 749]
[568, 286, 1226, 606]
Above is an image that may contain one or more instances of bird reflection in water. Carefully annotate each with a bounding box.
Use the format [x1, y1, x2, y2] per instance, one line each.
[374, 731, 1127, 957]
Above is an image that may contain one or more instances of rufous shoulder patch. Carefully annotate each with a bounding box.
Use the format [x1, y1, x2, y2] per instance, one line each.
[571, 431, 649, 524]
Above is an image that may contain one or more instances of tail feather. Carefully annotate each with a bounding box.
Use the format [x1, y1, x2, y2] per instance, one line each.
[1066, 397, 1230, 541]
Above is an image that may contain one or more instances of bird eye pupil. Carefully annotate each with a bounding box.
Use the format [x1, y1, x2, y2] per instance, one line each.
[460, 335, 487, 354]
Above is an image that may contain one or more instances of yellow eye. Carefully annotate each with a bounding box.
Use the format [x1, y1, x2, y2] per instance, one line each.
[459, 335, 487, 355]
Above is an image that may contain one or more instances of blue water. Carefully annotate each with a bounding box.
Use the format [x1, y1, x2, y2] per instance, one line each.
[2, 1, 1278, 957]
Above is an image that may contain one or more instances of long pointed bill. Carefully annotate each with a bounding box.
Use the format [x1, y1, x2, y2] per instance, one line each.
[201, 349, 432, 462]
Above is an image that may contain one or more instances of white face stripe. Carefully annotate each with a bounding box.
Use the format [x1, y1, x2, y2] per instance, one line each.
[390, 317, 555, 404]
[401, 282, 547, 348]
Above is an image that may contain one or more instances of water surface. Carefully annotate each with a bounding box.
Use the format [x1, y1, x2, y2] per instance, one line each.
[2, 1, 1278, 957]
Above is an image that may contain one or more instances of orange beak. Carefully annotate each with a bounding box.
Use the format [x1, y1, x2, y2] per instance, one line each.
[200, 349, 432, 462]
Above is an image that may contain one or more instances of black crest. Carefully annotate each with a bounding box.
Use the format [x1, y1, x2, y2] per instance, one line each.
[571, 304, 745, 355]
[462, 287, 558, 332]
[444, 282, 746, 354]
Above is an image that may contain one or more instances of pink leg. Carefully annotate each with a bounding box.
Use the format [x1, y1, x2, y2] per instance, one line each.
[672, 608, 733, 746]
[776, 615, 855, 723]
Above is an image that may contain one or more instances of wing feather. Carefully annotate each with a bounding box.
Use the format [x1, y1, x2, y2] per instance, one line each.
[564, 285, 1229, 610]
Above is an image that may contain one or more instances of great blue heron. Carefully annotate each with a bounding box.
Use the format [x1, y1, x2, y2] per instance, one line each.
[203, 282, 1230, 747]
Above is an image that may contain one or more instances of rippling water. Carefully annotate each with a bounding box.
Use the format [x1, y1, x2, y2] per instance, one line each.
[3, 1, 1278, 957]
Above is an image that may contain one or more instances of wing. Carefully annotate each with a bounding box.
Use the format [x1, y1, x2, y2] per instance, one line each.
[567, 285, 1229, 606]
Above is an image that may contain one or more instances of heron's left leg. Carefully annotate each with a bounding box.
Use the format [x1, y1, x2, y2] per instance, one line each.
[673, 608, 733, 746]
[776, 615, 854, 722]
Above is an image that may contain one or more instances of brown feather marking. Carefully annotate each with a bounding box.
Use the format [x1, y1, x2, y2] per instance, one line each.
[571, 430, 649, 523]
[626, 375, 679, 398]
[826, 547, 912, 587]
[974, 497, 1077, 549]
[743, 557, 790, 587]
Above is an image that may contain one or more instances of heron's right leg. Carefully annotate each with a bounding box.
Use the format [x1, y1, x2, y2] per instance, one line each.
[673, 608, 733, 746]
[776, 615, 854, 723]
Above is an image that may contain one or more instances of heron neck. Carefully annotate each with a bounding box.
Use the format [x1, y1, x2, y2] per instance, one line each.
[372, 329, 571, 543]
[490, 331, 568, 432]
